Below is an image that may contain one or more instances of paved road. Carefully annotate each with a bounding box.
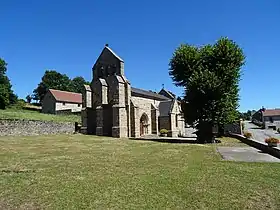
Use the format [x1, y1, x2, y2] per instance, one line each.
[185, 127, 197, 137]
[244, 121, 280, 147]
[217, 147, 280, 162]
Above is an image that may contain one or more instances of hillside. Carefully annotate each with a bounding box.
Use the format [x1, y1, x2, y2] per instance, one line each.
[0, 109, 81, 123]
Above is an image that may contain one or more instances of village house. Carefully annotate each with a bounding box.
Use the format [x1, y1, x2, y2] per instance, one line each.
[81, 45, 185, 138]
[42, 89, 82, 114]
[252, 108, 280, 129]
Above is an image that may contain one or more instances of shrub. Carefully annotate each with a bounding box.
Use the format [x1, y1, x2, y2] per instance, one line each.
[160, 129, 168, 135]
[8, 100, 26, 109]
[265, 137, 279, 144]
[277, 128, 280, 134]
[243, 131, 252, 139]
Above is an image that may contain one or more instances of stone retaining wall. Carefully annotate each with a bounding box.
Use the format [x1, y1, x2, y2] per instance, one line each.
[0, 119, 75, 136]
[224, 121, 242, 135]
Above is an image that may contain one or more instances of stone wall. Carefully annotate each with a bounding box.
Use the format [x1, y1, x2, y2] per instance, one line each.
[0, 119, 74, 136]
[131, 96, 160, 135]
[224, 121, 242, 135]
[41, 91, 56, 114]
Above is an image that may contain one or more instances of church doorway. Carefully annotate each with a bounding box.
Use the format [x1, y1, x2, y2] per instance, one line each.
[140, 113, 149, 136]
[103, 104, 113, 136]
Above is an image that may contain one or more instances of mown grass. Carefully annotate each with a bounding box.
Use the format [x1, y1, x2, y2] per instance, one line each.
[0, 109, 81, 123]
[0, 135, 280, 209]
[217, 136, 249, 147]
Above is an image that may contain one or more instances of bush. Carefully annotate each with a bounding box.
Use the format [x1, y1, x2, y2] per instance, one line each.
[160, 129, 168, 135]
[8, 100, 26, 109]
[265, 137, 279, 144]
[243, 131, 252, 139]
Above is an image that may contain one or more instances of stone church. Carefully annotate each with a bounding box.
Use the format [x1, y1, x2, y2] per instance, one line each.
[81, 45, 185, 138]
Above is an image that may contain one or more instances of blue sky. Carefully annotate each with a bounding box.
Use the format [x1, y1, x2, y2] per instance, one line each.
[0, 0, 279, 112]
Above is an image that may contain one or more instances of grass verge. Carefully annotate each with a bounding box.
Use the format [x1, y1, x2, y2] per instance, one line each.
[216, 136, 249, 147]
[0, 109, 80, 123]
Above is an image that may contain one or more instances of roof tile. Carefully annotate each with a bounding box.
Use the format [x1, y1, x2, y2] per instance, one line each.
[263, 109, 280, 117]
[49, 89, 82, 104]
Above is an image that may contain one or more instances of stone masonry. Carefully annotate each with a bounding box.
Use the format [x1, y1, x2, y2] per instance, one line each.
[0, 119, 74, 136]
[82, 45, 185, 138]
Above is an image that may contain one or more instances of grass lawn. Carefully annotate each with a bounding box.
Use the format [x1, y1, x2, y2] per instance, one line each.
[1, 135, 280, 209]
[0, 109, 81, 123]
[216, 136, 249, 147]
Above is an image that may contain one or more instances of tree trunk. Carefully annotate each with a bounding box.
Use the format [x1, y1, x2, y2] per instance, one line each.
[196, 121, 215, 143]
[217, 124, 224, 137]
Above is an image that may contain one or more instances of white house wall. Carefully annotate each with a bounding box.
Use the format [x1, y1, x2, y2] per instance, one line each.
[56, 102, 82, 112]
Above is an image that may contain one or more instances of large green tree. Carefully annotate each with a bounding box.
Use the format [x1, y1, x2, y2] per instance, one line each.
[169, 37, 245, 143]
[0, 58, 17, 109]
[33, 70, 73, 102]
[71, 76, 90, 93]
[33, 70, 90, 102]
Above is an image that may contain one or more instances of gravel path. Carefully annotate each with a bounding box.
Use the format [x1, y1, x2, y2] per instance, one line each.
[244, 121, 280, 147]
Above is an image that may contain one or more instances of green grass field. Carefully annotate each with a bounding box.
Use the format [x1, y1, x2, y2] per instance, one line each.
[1, 135, 279, 209]
[0, 109, 81, 123]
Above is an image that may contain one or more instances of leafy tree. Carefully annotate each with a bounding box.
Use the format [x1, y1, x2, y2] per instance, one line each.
[33, 70, 73, 102]
[0, 58, 17, 109]
[238, 110, 254, 121]
[26, 94, 32, 103]
[169, 37, 245, 143]
[71, 76, 90, 93]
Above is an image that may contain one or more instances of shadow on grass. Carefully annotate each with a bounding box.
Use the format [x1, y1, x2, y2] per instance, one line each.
[129, 137, 224, 144]
[129, 137, 198, 144]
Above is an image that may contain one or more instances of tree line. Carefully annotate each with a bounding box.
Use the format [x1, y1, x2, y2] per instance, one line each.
[238, 110, 256, 120]
[30, 70, 90, 103]
[0, 58, 90, 109]
[0, 59, 17, 109]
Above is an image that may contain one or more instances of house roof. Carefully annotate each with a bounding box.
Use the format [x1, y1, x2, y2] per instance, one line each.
[49, 89, 82, 104]
[131, 87, 170, 101]
[263, 109, 280, 117]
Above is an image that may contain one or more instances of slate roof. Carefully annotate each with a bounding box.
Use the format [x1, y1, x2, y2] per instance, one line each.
[159, 100, 173, 116]
[262, 109, 280, 117]
[158, 88, 175, 99]
[81, 85, 175, 101]
[105, 46, 124, 62]
[49, 89, 82, 104]
[131, 87, 169, 101]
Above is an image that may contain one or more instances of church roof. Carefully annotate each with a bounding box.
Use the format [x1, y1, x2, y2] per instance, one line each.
[104, 46, 124, 62]
[131, 87, 169, 101]
[159, 100, 173, 116]
[84, 84, 91, 91]
[158, 88, 176, 99]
